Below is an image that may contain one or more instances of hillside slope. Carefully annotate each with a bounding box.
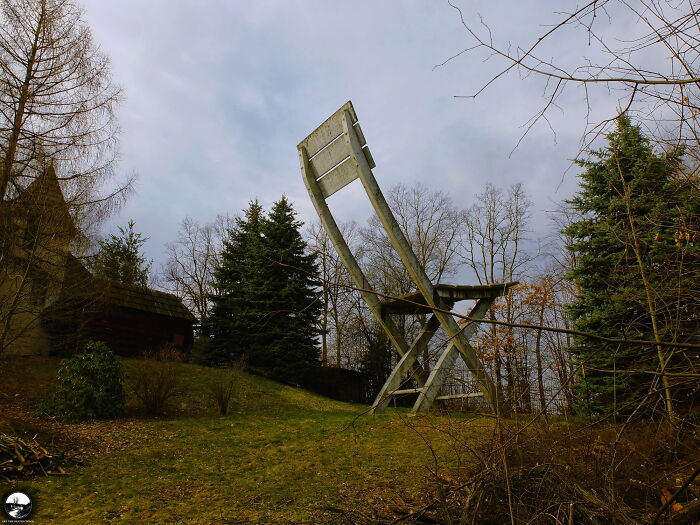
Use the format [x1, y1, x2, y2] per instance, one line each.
[0, 357, 491, 524]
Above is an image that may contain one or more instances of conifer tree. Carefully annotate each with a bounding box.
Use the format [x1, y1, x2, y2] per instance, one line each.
[92, 220, 151, 287]
[565, 116, 699, 417]
[208, 197, 321, 382]
[259, 197, 321, 383]
[208, 201, 265, 366]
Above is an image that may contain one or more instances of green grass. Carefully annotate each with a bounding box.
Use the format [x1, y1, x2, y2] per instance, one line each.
[1, 357, 493, 524]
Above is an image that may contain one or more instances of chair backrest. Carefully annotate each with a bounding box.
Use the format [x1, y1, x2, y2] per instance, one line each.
[297, 101, 375, 199]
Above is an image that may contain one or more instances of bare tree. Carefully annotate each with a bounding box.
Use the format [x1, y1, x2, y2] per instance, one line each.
[307, 220, 363, 367]
[360, 182, 464, 372]
[461, 182, 533, 285]
[0, 0, 125, 354]
[362, 183, 463, 294]
[460, 182, 534, 408]
[162, 215, 231, 323]
[0, 0, 124, 212]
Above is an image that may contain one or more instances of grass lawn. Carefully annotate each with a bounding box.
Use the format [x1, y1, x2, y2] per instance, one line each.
[0, 357, 493, 524]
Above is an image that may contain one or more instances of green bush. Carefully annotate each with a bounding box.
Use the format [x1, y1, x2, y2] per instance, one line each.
[37, 341, 125, 423]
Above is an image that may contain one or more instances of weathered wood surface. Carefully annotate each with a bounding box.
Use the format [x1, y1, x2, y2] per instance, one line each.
[341, 107, 504, 413]
[299, 146, 426, 386]
[317, 159, 358, 199]
[298, 101, 510, 414]
[369, 315, 440, 413]
[435, 392, 484, 401]
[381, 282, 517, 315]
[412, 298, 494, 413]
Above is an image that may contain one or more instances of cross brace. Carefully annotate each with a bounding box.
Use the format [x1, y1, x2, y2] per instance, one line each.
[298, 101, 514, 414]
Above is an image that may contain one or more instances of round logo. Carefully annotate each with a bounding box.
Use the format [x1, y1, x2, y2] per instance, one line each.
[4, 492, 32, 520]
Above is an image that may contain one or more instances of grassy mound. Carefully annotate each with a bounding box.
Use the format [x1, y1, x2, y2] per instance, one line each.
[0, 356, 493, 524]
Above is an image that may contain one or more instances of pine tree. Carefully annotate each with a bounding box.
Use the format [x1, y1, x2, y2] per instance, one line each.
[259, 197, 321, 383]
[208, 197, 321, 382]
[208, 201, 265, 366]
[565, 116, 699, 417]
[92, 220, 151, 287]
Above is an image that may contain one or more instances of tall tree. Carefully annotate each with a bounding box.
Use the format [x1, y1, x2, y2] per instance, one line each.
[209, 198, 321, 383]
[0, 0, 123, 211]
[91, 220, 151, 287]
[260, 197, 321, 383]
[163, 215, 232, 323]
[360, 183, 463, 375]
[209, 201, 265, 366]
[565, 115, 699, 419]
[461, 182, 534, 409]
[307, 220, 362, 367]
[0, 0, 124, 354]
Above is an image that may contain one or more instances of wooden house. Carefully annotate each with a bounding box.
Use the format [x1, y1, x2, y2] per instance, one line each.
[1, 166, 195, 357]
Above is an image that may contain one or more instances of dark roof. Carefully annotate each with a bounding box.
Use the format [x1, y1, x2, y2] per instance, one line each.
[380, 282, 519, 315]
[98, 279, 197, 322]
[61, 255, 196, 322]
[5, 164, 76, 236]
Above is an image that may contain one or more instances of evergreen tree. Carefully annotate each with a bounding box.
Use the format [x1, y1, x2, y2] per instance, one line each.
[92, 220, 151, 287]
[208, 197, 321, 382]
[565, 116, 699, 417]
[208, 201, 265, 366]
[259, 197, 321, 383]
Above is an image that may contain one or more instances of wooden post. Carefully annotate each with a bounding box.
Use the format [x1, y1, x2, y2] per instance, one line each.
[412, 297, 494, 413]
[299, 145, 426, 385]
[369, 314, 439, 413]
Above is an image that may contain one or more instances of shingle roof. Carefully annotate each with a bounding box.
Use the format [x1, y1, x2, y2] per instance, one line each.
[62, 255, 196, 322]
[97, 279, 197, 322]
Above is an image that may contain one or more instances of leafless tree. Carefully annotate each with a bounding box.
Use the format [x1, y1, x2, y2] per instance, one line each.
[0, 0, 126, 354]
[0, 0, 125, 217]
[362, 183, 463, 294]
[162, 215, 232, 323]
[460, 182, 534, 408]
[360, 182, 464, 372]
[307, 220, 363, 367]
[461, 182, 533, 285]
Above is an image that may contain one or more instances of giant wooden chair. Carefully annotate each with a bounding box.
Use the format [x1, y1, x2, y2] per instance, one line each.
[297, 101, 515, 414]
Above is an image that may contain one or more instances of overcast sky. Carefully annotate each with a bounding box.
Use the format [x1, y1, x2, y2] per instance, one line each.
[80, 1, 624, 271]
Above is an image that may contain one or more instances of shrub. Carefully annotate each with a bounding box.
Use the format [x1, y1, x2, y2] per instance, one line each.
[37, 341, 124, 423]
[206, 360, 244, 415]
[419, 420, 700, 524]
[129, 343, 184, 415]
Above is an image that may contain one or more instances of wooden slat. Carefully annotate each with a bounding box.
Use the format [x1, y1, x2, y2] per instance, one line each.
[389, 388, 423, 396]
[299, 146, 413, 367]
[311, 140, 375, 179]
[362, 145, 376, 170]
[298, 101, 366, 158]
[435, 393, 484, 401]
[310, 137, 351, 178]
[317, 159, 359, 198]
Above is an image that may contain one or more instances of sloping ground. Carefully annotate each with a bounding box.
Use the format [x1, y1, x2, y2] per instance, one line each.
[0, 357, 492, 524]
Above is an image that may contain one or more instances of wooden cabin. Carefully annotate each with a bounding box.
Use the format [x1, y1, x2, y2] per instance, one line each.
[1, 166, 195, 357]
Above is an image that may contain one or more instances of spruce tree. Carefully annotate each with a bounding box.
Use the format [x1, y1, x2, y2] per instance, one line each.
[208, 197, 321, 382]
[259, 197, 321, 383]
[92, 220, 151, 287]
[208, 201, 265, 366]
[565, 116, 699, 417]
